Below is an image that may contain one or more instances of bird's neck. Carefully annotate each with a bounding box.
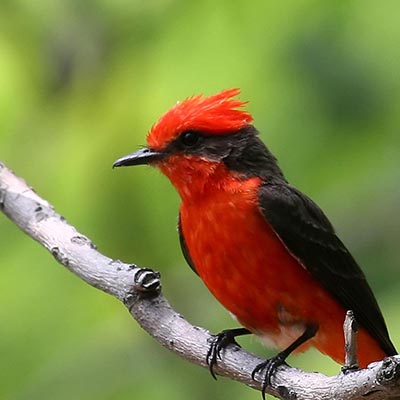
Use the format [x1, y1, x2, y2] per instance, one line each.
[159, 156, 259, 204]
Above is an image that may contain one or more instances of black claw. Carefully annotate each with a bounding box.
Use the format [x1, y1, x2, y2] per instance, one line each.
[250, 324, 317, 399]
[252, 354, 287, 400]
[206, 329, 245, 380]
[206, 336, 220, 380]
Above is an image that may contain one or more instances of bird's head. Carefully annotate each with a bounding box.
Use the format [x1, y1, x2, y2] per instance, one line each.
[114, 89, 284, 201]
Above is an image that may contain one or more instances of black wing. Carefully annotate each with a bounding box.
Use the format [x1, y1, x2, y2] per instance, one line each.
[258, 182, 396, 356]
[178, 213, 199, 276]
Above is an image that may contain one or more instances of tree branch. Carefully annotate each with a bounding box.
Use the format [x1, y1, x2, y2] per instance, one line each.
[1, 161, 399, 400]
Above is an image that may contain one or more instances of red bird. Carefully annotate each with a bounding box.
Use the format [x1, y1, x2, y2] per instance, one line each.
[114, 89, 396, 393]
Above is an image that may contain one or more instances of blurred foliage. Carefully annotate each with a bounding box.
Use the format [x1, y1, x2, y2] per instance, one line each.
[1, 1, 399, 399]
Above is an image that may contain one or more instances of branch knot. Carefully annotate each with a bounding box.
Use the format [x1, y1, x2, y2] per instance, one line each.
[377, 357, 400, 386]
[134, 268, 161, 293]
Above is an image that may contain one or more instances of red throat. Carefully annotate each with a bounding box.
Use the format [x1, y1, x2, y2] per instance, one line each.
[158, 155, 235, 203]
[147, 88, 253, 150]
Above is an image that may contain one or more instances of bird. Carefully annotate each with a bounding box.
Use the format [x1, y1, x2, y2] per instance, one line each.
[113, 88, 396, 396]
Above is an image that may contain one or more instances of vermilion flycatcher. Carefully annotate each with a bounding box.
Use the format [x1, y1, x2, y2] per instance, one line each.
[114, 89, 396, 394]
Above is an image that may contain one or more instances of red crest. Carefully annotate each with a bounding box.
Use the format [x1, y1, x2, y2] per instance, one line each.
[147, 89, 253, 150]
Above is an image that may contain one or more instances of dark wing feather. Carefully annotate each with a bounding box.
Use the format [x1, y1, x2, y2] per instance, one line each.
[258, 182, 396, 356]
[178, 213, 199, 276]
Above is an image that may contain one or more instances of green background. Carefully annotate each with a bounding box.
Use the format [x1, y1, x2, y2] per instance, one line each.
[1, 1, 399, 399]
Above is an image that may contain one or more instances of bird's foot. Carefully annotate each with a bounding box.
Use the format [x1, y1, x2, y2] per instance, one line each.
[206, 329, 242, 380]
[252, 353, 287, 400]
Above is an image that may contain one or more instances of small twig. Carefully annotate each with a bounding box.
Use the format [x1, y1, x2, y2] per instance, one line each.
[343, 310, 359, 371]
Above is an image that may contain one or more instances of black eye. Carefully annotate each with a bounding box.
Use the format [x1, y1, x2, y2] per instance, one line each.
[181, 131, 201, 147]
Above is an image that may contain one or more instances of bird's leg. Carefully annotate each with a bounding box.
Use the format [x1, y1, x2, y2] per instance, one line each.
[252, 324, 318, 400]
[207, 327, 251, 379]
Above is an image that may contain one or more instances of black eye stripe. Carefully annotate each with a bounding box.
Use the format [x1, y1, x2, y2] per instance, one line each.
[165, 125, 285, 179]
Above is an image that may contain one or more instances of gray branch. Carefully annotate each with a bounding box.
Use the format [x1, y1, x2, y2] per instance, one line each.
[1, 161, 399, 400]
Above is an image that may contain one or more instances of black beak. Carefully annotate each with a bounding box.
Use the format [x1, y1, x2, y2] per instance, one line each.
[113, 147, 164, 168]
